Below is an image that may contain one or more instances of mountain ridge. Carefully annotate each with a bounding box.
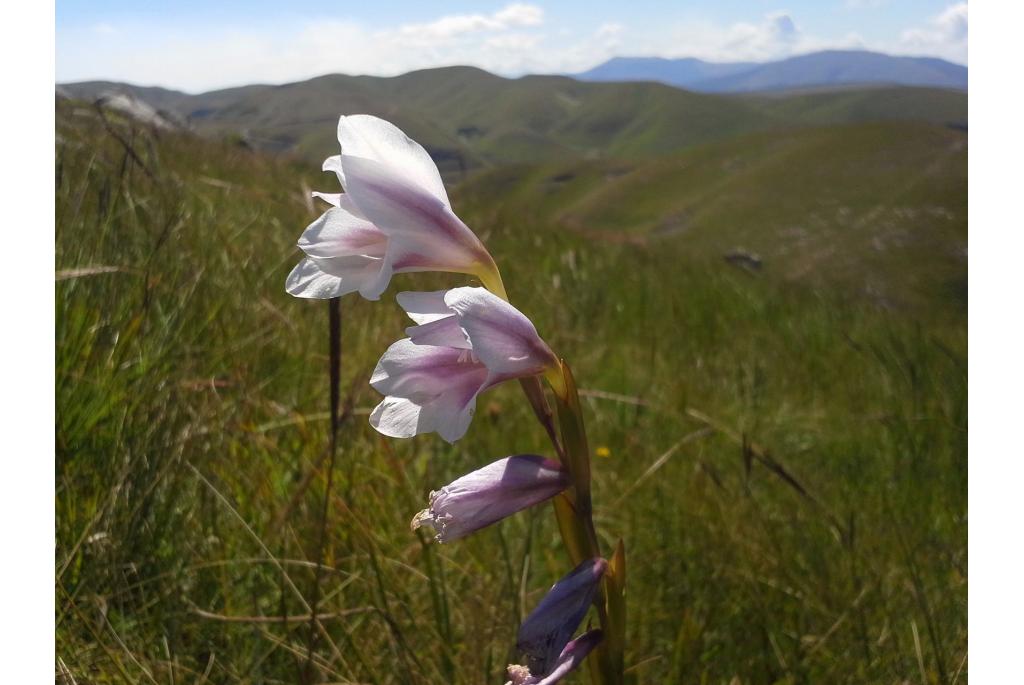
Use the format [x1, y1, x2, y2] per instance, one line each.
[575, 49, 967, 92]
[59, 60, 967, 171]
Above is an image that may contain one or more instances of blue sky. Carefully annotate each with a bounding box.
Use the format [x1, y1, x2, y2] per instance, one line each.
[56, 1, 967, 92]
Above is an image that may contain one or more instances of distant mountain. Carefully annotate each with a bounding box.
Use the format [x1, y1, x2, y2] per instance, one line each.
[59, 64, 966, 172]
[576, 50, 967, 93]
[576, 57, 756, 88]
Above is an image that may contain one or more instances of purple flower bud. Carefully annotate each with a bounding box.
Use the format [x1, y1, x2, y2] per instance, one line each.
[517, 558, 607, 676]
[505, 630, 604, 685]
[411, 455, 570, 543]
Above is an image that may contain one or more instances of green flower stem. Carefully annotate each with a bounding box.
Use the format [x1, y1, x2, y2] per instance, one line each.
[479, 271, 625, 685]
[550, 360, 625, 685]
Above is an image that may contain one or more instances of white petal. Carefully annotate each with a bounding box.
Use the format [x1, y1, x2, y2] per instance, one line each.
[370, 339, 483, 399]
[406, 317, 471, 349]
[369, 397, 422, 438]
[397, 290, 452, 325]
[445, 287, 556, 377]
[298, 206, 387, 259]
[340, 155, 485, 272]
[337, 115, 449, 207]
[285, 257, 350, 299]
[312, 191, 342, 207]
[323, 154, 344, 187]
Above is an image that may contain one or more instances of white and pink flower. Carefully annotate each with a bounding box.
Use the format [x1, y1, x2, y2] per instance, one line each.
[287, 115, 497, 300]
[369, 286, 558, 443]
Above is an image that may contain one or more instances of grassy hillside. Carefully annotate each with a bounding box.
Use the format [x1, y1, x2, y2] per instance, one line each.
[459, 121, 967, 318]
[740, 86, 967, 128]
[61, 67, 968, 174]
[56, 100, 966, 684]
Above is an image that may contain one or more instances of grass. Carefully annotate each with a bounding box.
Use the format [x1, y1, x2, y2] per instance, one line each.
[56, 99, 966, 684]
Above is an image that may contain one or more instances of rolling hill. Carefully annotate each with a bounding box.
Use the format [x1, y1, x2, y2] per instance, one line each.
[456, 120, 967, 316]
[59, 65, 967, 174]
[576, 50, 968, 92]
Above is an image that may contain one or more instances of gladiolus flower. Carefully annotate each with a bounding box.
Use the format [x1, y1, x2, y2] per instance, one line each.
[286, 115, 499, 300]
[369, 286, 558, 442]
[411, 455, 570, 543]
[505, 630, 604, 685]
[517, 558, 607, 677]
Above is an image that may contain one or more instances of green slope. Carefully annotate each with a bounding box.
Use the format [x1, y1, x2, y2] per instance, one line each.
[457, 121, 967, 317]
[739, 85, 968, 127]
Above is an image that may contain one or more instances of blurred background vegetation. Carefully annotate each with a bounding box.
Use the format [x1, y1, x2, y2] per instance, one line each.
[55, 70, 966, 684]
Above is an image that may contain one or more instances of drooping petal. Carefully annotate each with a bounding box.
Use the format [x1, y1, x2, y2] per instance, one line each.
[337, 114, 449, 207]
[416, 381, 483, 443]
[286, 255, 382, 298]
[444, 287, 558, 378]
[411, 455, 569, 542]
[368, 397, 424, 439]
[340, 154, 488, 273]
[517, 558, 607, 677]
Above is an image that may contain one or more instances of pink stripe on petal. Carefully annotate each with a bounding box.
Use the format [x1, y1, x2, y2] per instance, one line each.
[341, 155, 488, 269]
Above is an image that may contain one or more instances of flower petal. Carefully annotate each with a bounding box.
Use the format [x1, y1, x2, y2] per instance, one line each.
[396, 290, 453, 325]
[532, 630, 603, 685]
[340, 154, 487, 272]
[323, 154, 344, 187]
[298, 206, 388, 259]
[285, 257, 349, 299]
[418, 384, 481, 443]
[285, 254, 387, 301]
[311, 191, 342, 207]
[445, 287, 557, 378]
[370, 339, 482, 399]
[406, 316, 471, 349]
[504, 632, 603, 685]
[337, 114, 449, 207]
[369, 397, 423, 439]
[517, 558, 607, 676]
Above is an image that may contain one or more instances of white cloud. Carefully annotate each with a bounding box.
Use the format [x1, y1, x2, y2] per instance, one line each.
[594, 22, 624, 51]
[898, 2, 967, 63]
[494, 3, 545, 27]
[396, 3, 543, 41]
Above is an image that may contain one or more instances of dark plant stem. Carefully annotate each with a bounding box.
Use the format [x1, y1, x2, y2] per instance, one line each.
[304, 297, 342, 684]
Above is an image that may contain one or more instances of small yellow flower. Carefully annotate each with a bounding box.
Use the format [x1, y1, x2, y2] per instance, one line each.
[595, 446, 611, 458]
